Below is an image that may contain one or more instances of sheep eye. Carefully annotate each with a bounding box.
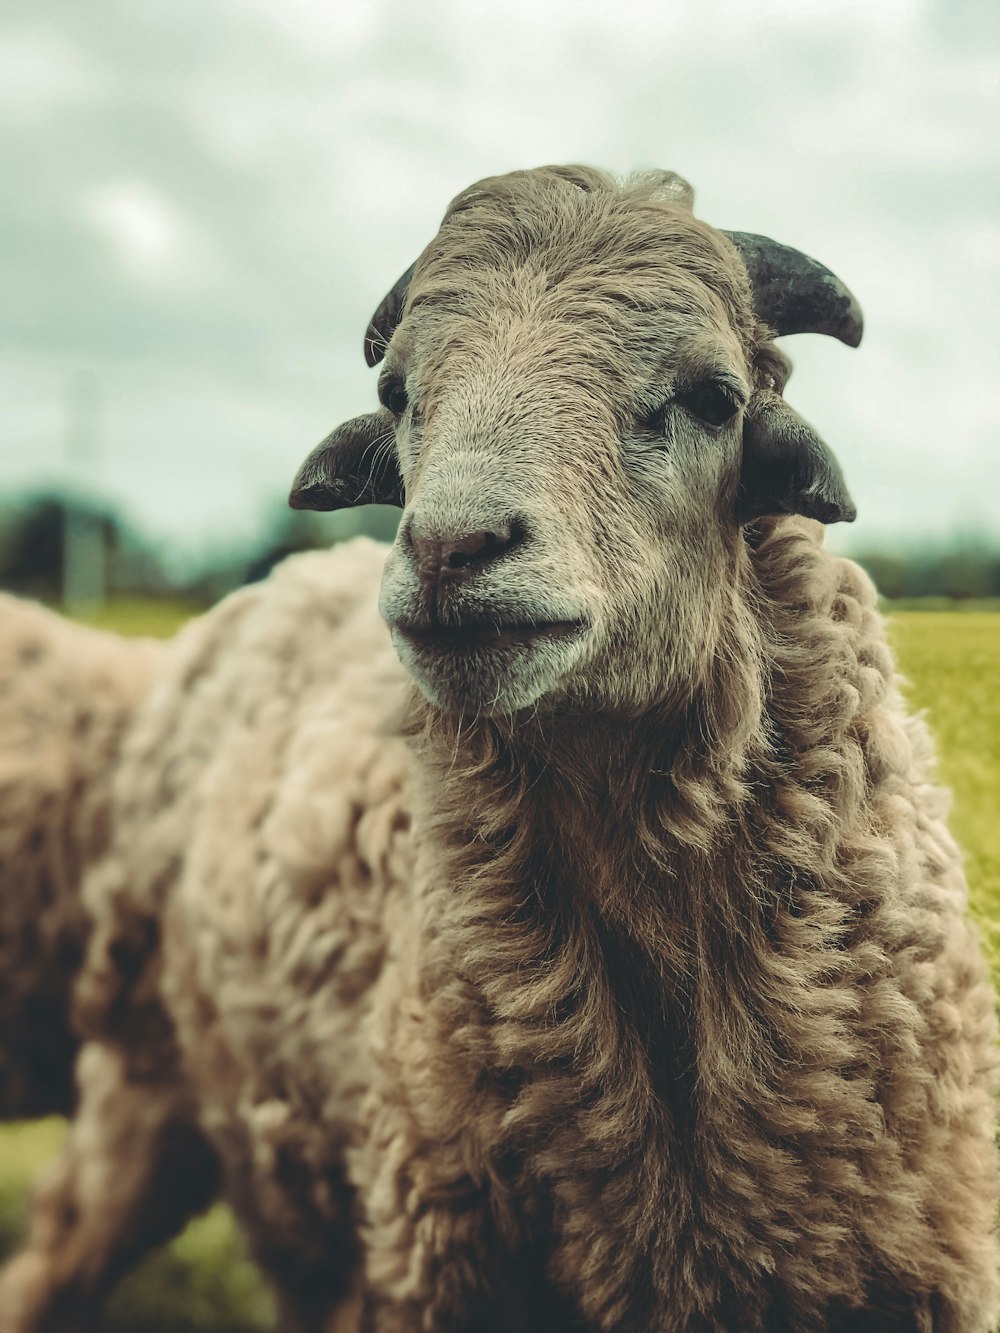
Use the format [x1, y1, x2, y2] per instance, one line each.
[379, 377, 409, 417]
[676, 381, 738, 429]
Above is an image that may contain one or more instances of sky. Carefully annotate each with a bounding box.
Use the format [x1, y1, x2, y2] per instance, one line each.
[2, 0, 998, 562]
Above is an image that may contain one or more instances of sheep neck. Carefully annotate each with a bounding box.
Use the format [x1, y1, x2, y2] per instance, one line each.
[408, 699, 753, 980]
[406, 553, 769, 964]
[404, 521, 882, 1089]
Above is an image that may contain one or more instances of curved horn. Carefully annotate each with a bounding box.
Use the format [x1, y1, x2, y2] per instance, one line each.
[364, 262, 416, 367]
[724, 232, 863, 348]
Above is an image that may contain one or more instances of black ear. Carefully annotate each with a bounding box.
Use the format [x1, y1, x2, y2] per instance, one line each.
[737, 391, 856, 525]
[364, 263, 416, 368]
[288, 410, 404, 511]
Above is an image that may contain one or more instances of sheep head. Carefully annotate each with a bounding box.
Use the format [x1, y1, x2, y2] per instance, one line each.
[291, 166, 863, 716]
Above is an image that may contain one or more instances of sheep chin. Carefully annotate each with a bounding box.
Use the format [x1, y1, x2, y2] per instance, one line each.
[389, 619, 589, 717]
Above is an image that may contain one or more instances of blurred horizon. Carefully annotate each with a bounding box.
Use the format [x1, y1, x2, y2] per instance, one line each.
[2, 0, 999, 571]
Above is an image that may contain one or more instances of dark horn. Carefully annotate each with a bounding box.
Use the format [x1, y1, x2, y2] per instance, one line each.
[363, 262, 417, 367]
[724, 232, 863, 348]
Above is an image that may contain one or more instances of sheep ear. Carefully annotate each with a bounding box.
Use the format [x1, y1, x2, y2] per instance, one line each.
[737, 391, 856, 525]
[288, 410, 404, 511]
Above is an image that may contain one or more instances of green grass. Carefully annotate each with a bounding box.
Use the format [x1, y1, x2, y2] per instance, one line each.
[104, 1206, 273, 1332]
[888, 612, 1000, 967]
[0, 601, 997, 1327]
[73, 596, 199, 639]
[0, 1118, 65, 1243]
[0, 1119, 273, 1330]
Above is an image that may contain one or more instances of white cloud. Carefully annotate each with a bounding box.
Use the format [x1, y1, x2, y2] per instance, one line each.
[229, 0, 385, 55]
[1, 0, 997, 553]
[84, 181, 204, 283]
[0, 26, 97, 114]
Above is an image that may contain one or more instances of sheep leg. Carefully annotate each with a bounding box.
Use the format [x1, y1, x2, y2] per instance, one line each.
[267, 1273, 360, 1333]
[211, 1135, 363, 1333]
[0, 1040, 218, 1333]
[359, 1251, 528, 1333]
[357, 1184, 530, 1333]
[269, 1275, 363, 1333]
[272, 1281, 363, 1333]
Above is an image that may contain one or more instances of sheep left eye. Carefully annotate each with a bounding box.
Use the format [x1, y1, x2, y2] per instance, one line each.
[379, 377, 409, 417]
[676, 382, 738, 429]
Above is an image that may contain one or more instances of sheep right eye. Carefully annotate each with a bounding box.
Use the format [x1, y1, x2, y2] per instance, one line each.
[379, 378, 409, 417]
[675, 381, 738, 429]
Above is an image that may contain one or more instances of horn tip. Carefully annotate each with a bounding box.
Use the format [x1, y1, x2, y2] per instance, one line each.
[839, 303, 864, 349]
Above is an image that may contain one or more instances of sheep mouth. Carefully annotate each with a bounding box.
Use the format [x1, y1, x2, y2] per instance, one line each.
[396, 617, 588, 654]
[387, 611, 592, 712]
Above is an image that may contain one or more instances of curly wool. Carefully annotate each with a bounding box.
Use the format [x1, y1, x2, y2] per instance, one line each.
[357, 519, 1000, 1332]
[0, 595, 160, 1117]
[5, 521, 994, 1333]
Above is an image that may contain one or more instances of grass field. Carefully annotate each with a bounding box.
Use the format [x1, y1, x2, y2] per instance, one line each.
[74, 595, 200, 639]
[888, 613, 1000, 966]
[0, 601, 997, 1328]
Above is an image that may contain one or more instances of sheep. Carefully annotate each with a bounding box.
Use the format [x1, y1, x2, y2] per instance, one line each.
[0, 598, 212, 1333]
[0, 596, 231, 1333]
[3, 165, 997, 1333]
[0, 595, 161, 1119]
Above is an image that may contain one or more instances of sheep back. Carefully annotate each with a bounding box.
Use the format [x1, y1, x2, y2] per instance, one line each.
[0, 595, 161, 1116]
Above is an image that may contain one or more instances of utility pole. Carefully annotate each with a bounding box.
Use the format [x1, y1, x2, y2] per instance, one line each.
[62, 372, 106, 615]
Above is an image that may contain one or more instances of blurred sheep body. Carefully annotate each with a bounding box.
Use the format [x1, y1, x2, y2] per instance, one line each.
[4, 168, 998, 1332]
[0, 595, 161, 1118]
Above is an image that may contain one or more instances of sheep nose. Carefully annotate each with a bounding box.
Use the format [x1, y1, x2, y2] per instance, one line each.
[404, 518, 526, 583]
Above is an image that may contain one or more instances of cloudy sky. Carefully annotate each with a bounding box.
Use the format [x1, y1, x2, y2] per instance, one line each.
[2, 0, 998, 560]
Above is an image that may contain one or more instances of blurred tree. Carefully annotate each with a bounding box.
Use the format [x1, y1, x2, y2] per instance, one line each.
[856, 541, 1000, 603]
[0, 494, 168, 604]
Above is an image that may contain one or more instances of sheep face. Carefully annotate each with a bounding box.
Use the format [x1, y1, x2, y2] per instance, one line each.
[296, 169, 857, 718]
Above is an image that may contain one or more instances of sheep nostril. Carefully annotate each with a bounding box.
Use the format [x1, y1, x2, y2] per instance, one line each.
[448, 528, 510, 567]
[409, 519, 527, 582]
